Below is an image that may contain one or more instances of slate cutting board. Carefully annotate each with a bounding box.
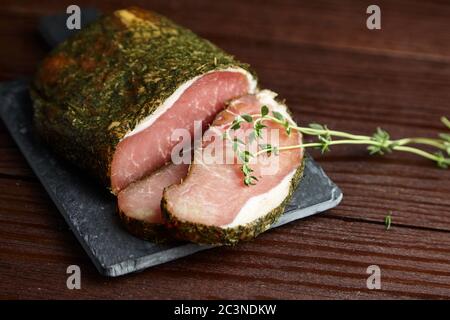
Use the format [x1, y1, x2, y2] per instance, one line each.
[0, 10, 343, 277]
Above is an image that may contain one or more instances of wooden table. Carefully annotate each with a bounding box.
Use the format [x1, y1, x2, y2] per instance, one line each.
[1, 0, 449, 299]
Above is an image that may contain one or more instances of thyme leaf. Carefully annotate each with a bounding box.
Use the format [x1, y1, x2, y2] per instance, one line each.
[272, 111, 284, 121]
[241, 114, 253, 123]
[261, 105, 269, 117]
[369, 128, 393, 155]
[442, 116, 450, 130]
[439, 133, 450, 142]
[230, 120, 241, 130]
[435, 151, 449, 169]
[385, 212, 392, 230]
[309, 123, 326, 131]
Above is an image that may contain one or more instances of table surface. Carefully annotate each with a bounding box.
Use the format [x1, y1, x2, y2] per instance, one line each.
[1, 0, 449, 299]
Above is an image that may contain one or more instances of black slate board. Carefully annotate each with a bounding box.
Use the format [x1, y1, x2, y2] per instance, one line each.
[0, 10, 342, 276]
[0, 80, 342, 276]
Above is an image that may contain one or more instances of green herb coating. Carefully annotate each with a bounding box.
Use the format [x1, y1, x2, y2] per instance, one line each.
[117, 209, 172, 243]
[161, 158, 305, 245]
[31, 7, 253, 187]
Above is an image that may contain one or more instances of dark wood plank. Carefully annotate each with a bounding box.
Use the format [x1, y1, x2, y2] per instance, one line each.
[2, 0, 450, 66]
[2, 0, 450, 81]
[0, 123, 34, 178]
[1, 192, 450, 299]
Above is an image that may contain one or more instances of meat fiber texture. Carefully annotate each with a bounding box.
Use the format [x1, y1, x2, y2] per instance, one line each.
[119, 90, 304, 244]
[31, 7, 256, 191]
[118, 162, 189, 241]
[162, 90, 304, 244]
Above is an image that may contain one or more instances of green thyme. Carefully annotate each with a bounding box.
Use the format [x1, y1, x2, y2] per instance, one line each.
[224, 106, 450, 185]
[385, 212, 392, 230]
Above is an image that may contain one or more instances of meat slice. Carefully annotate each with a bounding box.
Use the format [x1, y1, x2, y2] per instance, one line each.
[118, 163, 189, 240]
[111, 70, 253, 193]
[162, 90, 304, 244]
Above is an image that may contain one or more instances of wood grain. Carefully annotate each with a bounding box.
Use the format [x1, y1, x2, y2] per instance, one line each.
[0, 0, 449, 299]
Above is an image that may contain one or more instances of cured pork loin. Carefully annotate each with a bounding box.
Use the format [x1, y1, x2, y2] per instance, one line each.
[32, 7, 255, 193]
[32, 7, 304, 245]
[162, 90, 304, 244]
[119, 91, 304, 243]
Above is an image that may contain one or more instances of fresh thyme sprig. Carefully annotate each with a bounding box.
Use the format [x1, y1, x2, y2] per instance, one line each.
[224, 116, 258, 186]
[223, 107, 450, 186]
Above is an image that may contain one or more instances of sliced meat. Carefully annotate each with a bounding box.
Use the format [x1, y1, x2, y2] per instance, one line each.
[117, 162, 189, 240]
[111, 70, 252, 193]
[162, 90, 304, 244]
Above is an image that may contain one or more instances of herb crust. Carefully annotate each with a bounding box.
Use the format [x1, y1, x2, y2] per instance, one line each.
[32, 7, 253, 187]
[161, 158, 305, 245]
